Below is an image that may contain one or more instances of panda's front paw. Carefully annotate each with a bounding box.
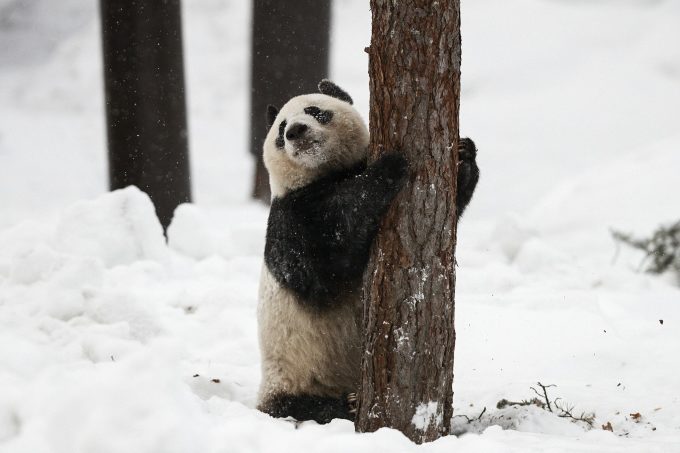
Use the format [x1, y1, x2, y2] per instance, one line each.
[373, 152, 409, 187]
[458, 137, 477, 163]
[456, 137, 480, 217]
[457, 138, 479, 183]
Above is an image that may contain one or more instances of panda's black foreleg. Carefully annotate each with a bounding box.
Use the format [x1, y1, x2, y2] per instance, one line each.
[337, 142, 477, 222]
[261, 392, 353, 424]
[456, 137, 480, 217]
[331, 152, 409, 222]
[315, 152, 408, 274]
[264, 155, 407, 310]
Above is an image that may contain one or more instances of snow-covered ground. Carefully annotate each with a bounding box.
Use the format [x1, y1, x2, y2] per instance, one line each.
[1, 0, 679, 452]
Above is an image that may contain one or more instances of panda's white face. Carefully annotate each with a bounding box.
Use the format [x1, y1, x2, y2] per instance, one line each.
[263, 93, 369, 198]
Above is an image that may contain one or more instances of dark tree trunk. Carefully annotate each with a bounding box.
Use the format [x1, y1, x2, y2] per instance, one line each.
[100, 0, 191, 231]
[355, 0, 461, 444]
[249, 0, 331, 203]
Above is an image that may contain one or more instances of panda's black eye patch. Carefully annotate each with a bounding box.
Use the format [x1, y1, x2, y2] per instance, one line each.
[276, 120, 286, 148]
[304, 106, 333, 124]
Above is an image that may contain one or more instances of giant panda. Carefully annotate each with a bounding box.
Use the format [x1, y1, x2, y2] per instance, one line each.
[257, 80, 479, 424]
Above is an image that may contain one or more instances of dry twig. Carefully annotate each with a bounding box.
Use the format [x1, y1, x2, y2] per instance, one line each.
[499, 382, 596, 429]
[453, 406, 487, 424]
[531, 382, 557, 412]
[554, 398, 595, 427]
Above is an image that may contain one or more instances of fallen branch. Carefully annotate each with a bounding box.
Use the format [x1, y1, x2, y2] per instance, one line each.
[496, 398, 545, 410]
[499, 382, 596, 429]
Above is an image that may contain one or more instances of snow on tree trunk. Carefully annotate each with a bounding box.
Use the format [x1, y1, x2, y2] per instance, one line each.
[355, 0, 461, 444]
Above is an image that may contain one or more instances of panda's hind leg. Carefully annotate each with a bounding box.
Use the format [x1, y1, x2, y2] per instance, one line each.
[260, 392, 354, 424]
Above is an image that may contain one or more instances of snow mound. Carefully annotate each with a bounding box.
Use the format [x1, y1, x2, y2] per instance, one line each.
[167, 203, 233, 259]
[1, 186, 167, 294]
[0, 189, 263, 452]
[52, 186, 168, 267]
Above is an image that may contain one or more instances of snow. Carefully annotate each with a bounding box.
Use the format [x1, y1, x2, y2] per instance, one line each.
[412, 402, 443, 432]
[1, 0, 680, 452]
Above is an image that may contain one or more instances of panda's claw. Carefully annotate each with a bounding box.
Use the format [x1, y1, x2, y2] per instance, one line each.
[347, 392, 358, 417]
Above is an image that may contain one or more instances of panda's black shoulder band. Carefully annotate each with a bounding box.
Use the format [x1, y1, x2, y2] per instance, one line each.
[318, 79, 353, 105]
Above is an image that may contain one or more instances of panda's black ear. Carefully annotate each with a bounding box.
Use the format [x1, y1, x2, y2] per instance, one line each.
[266, 104, 279, 129]
[318, 79, 353, 105]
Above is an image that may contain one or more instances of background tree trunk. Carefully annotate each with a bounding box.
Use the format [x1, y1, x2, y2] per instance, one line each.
[100, 0, 191, 231]
[355, 0, 461, 444]
[249, 0, 331, 203]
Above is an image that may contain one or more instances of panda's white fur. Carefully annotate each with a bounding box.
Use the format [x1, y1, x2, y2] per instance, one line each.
[257, 266, 361, 399]
[257, 92, 369, 418]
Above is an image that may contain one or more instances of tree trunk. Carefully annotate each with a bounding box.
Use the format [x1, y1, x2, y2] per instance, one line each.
[249, 0, 331, 203]
[100, 0, 191, 231]
[355, 0, 461, 444]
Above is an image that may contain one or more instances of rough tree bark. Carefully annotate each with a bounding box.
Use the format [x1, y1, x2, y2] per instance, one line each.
[249, 0, 331, 203]
[100, 0, 191, 231]
[355, 0, 461, 444]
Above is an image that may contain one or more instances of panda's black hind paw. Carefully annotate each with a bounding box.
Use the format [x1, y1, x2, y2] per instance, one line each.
[260, 392, 354, 424]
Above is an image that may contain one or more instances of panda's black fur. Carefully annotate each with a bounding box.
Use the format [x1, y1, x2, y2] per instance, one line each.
[257, 80, 479, 424]
[265, 154, 408, 309]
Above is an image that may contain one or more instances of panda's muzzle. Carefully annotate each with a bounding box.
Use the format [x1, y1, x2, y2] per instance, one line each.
[286, 123, 309, 141]
[286, 122, 321, 153]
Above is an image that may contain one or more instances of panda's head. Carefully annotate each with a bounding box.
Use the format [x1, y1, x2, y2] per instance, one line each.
[263, 80, 369, 198]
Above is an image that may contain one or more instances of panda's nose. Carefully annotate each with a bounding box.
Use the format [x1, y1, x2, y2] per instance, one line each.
[286, 123, 308, 141]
